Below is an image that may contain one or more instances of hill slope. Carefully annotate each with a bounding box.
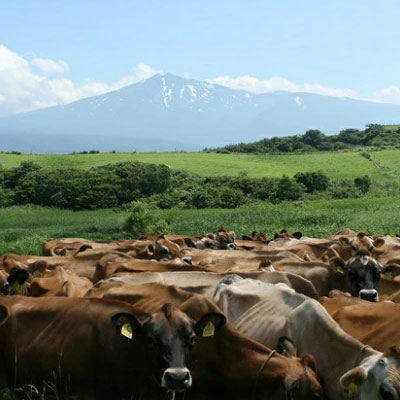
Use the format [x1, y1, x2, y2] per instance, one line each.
[1, 74, 400, 152]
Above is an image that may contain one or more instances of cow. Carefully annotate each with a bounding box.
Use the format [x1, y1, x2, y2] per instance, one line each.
[87, 282, 323, 399]
[88, 270, 319, 299]
[211, 276, 400, 400]
[0, 296, 224, 399]
[0, 267, 29, 296]
[28, 266, 93, 297]
[321, 290, 400, 353]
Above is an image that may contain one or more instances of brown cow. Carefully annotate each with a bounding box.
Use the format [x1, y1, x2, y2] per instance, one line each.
[0, 296, 224, 399]
[29, 266, 93, 297]
[88, 282, 323, 399]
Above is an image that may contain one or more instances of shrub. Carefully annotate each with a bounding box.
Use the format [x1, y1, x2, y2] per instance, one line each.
[354, 175, 371, 194]
[123, 201, 169, 238]
[329, 179, 360, 199]
[294, 171, 330, 193]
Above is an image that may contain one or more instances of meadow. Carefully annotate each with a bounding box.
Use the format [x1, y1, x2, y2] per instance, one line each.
[1, 149, 400, 182]
[1, 195, 399, 256]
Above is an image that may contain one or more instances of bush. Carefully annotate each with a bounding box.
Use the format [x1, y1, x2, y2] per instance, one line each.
[329, 179, 361, 199]
[0, 188, 15, 207]
[123, 201, 169, 238]
[294, 171, 330, 193]
[276, 176, 305, 202]
[354, 175, 371, 194]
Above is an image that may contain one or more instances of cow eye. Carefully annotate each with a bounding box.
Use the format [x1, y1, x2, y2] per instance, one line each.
[369, 245, 374, 252]
[352, 244, 358, 251]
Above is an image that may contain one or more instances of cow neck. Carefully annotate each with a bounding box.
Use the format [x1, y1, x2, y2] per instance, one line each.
[200, 324, 290, 397]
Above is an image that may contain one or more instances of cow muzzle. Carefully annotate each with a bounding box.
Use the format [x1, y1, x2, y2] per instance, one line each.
[359, 289, 379, 302]
[161, 367, 192, 392]
[227, 243, 236, 250]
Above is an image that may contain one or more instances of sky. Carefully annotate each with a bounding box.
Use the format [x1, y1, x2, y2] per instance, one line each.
[1, 0, 400, 116]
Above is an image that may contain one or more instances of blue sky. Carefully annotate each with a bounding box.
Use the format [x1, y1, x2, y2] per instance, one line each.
[1, 0, 400, 115]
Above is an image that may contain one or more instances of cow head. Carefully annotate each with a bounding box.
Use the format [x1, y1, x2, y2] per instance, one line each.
[146, 236, 192, 264]
[339, 232, 385, 256]
[340, 348, 400, 400]
[276, 337, 322, 400]
[330, 251, 382, 302]
[112, 303, 226, 393]
[274, 229, 303, 240]
[0, 267, 30, 296]
[214, 227, 236, 250]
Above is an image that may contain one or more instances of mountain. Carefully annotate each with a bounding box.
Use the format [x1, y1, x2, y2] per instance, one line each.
[0, 73, 400, 153]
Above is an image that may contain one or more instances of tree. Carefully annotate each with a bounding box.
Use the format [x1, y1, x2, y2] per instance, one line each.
[354, 175, 371, 194]
[294, 171, 330, 193]
[302, 130, 325, 148]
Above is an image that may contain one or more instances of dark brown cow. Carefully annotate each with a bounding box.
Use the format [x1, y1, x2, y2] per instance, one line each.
[87, 282, 323, 399]
[0, 296, 223, 399]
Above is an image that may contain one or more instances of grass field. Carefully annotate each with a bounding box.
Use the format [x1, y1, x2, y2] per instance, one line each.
[1, 196, 399, 255]
[1, 149, 400, 182]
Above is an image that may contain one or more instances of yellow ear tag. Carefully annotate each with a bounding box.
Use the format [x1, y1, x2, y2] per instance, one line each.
[121, 323, 133, 340]
[384, 271, 393, 280]
[337, 266, 345, 274]
[348, 381, 359, 399]
[202, 321, 215, 337]
[32, 270, 41, 278]
[12, 281, 20, 293]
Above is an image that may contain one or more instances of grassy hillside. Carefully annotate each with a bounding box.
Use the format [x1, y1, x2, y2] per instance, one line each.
[1, 196, 399, 255]
[1, 149, 400, 182]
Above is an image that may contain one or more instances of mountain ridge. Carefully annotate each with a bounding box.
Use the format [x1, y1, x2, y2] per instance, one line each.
[0, 73, 399, 153]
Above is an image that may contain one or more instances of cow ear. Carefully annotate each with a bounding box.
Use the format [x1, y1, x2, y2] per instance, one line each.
[301, 354, 318, 374]
[339, 237, 351, 246]
[228, 231, 236, 240]
[293, 232, 303, 240]
[111, 313, 148, 340]
[184, 238, 196, 248]
[329, 257, 347, 274]
[381, 264, 400, 280]
[194, 312, 226, 337]
[373, 238, 385, 248]
[277, 336, 297, 357]
[7, 267, 29, 285]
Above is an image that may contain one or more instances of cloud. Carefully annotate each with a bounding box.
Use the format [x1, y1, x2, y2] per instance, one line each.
[205, 75, 360, 99]
[379, 86, 400, 104]
[0, 45, 160, 117]
[31, 58, 70, 74]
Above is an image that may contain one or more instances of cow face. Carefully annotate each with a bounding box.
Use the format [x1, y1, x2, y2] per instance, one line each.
[0, 267, 29, 295]
[112, 304, 226, 393]
[330, 251, 382, 302]
[148, 236, 184, 261]
[339, 232, 385, 256]
[340, 349, 400, 400]
[214, 227, 236, 250]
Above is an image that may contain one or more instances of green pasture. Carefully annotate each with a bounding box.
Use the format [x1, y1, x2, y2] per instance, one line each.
[0, 149, 399, 182]
[1, 196, 399, 256]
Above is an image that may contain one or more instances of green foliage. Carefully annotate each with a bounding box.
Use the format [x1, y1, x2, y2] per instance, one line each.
[354, 175, 371, 194]
[213, 124, 400, 154]
[329, 179, 361, 199]
[122, 201, 169, 238]
[276, 176, 305, 201]
[294, 171, 330, 193]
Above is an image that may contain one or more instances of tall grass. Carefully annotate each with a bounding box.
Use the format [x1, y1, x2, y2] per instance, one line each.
[1, 196, 399, 255]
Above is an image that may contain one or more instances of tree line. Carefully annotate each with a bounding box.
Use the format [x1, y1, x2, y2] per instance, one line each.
[208, 124, 400, 154]
[0, 161, 371, 210]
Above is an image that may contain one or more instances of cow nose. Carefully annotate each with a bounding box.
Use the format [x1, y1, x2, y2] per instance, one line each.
[359, 289, 379, 302]
[227, 243, 236, 250]
[161, 367, 192, 391]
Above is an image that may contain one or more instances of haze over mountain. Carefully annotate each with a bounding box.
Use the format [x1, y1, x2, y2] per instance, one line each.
[0, 73, 400, 153]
